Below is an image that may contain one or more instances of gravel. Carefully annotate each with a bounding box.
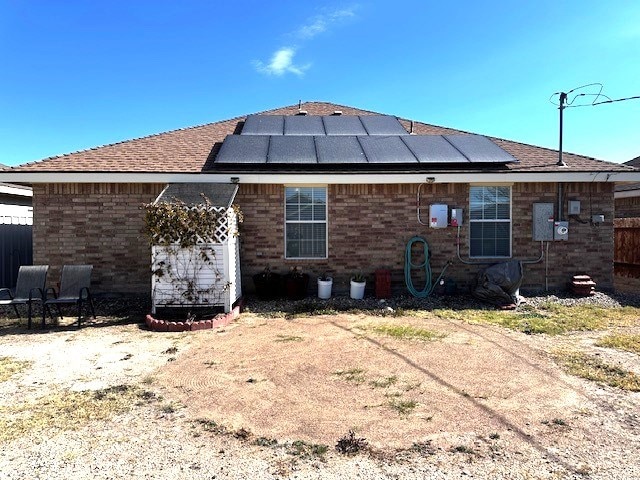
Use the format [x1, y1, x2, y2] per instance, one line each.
[1, 291, 639, 479]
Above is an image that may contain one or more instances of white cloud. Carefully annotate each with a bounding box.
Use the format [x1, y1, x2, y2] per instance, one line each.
[254, 47, 310, 77]
[254, 5, 357, 77]
[296, 6, 357, 39]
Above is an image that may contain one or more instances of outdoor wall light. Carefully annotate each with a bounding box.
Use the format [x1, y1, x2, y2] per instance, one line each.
[426, 177, 436, 184]
[230, 177, 240, 184]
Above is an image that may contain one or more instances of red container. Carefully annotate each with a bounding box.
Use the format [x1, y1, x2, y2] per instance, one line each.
[375, 269, 391, 299]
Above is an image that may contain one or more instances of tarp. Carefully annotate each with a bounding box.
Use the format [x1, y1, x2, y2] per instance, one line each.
[472, 260, 523, 307]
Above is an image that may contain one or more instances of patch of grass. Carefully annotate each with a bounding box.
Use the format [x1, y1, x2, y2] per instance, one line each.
[253, 436, 278, 447]
[287, 440, 329, 459]
[596, 333, 640, 355]
[336, 430, 368, 455]
[369, 375, 398, 388]
[451, 445, 475, 454]
[388, 399, 418, 415]
[489, 432, 500, 440]
[0, 385, 148, 443]
[369, 323, 446, 341]
[410, 441, 436, 455]
[334, 368, 366, 384]
[275, 334, 303, 343]
[0, 356, 31, 382]
[160, 402, 180, 414]
[554, 350, 640, 391]
[434, 304, 640, 336]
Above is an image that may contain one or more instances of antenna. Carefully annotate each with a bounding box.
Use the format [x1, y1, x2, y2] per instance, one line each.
[557, 92, 567, 167]
[550, 84, 640, 167]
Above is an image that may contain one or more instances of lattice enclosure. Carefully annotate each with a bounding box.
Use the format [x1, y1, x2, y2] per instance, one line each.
[151, 206, 241, 313]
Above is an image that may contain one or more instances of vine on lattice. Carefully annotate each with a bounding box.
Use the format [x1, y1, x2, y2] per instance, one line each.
[142, 196, 243, 247]
[142, 196, 243, 307]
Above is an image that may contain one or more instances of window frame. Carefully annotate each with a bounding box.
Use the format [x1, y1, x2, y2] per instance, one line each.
[468, 184, 512, 259]
[284, 185, 328, 260]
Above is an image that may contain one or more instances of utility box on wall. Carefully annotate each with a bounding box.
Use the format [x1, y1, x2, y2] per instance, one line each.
[450, 208, 463, 227]
[429, 204, 448, 228]
[554, 221, 569, 241]
[532, 203, 554, 241]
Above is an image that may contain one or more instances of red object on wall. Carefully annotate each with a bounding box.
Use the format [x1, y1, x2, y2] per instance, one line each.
[375, 269, 391, 299]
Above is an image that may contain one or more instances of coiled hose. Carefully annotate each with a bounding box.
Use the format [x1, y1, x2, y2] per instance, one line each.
[404, 236, 451, 298]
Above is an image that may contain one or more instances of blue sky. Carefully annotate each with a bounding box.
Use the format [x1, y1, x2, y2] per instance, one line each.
[1, 1, 638, 166]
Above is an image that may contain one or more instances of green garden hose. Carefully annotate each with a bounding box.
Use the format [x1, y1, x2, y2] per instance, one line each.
[404, 236, 451, 298]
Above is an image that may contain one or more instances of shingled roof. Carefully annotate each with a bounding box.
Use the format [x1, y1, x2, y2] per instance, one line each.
[11, 101, 633, 174]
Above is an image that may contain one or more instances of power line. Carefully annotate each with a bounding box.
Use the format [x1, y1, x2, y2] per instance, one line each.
[550, 83, 639, 167]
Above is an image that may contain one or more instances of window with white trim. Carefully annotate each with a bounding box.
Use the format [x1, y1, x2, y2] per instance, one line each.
[469, 185, 511, 258]
[285, 186, 327, 259]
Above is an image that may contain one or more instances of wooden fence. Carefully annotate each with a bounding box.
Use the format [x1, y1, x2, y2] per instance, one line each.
[614, 218, 640, 278]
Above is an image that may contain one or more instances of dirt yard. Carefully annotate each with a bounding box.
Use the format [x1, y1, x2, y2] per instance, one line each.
[1, 300, 639, 479]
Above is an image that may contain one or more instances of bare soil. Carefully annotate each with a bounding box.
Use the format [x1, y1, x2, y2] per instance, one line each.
[157, 313, 588, 449]
[1, 305, 639, 479]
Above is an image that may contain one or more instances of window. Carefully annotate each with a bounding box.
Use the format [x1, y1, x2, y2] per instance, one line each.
[469, 186, 511, 258]
[285, 186, 327, 259]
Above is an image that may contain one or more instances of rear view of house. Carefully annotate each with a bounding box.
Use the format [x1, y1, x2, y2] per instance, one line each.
[1, 102, 638, 297]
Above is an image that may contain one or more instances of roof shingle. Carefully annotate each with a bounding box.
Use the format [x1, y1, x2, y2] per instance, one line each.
[12, 101, 633, 174]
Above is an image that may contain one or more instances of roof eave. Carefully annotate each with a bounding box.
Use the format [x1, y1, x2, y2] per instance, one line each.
[2, 170, 640, 185]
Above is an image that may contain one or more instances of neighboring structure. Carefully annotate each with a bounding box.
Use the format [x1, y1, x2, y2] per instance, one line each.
[615, 156, 640, 218]
[0, 164, 34, 288]
[1, 102, 639, 296]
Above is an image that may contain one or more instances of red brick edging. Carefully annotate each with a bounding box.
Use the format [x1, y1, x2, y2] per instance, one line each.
[145, 301, 243, 332]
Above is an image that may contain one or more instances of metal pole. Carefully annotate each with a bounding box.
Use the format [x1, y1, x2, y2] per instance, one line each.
[557, 92, 567, 167]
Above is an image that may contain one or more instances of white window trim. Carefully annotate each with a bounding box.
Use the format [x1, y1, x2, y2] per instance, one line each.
[284, 185, 328, 260]
[468, 185, 513, 259]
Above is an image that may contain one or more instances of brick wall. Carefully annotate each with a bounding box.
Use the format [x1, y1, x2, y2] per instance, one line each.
[32, 181, 615, 297]
[32, 183, 164, 293]
[236, 182, 615, 294]
[615, 196, 640, 218]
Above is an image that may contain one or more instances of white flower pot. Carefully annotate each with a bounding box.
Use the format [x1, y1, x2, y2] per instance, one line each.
[317, 277, 333, 299]
[350, 280, 366, 300]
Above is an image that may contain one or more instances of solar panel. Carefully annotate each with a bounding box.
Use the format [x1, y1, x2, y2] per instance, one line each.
[315, 136, 367, 164]
[444, 134, 517, 163]
[360, 115, 408, 135]
[242, 115, 284, 135]
[284, 115, 325, 135]
[401, 135, 469, 163]
[268, 136, 317, 164]
[358, 136, 417, 163]
[215, 135, 269, 163]
[322, 116, 368, 135]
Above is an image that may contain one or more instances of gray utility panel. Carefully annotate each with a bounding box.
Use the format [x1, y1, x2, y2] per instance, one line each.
[532, 203, 554, 241]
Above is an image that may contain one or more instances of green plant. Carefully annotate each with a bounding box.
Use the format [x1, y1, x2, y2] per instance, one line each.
[334, 368, 366, 384]
[351, 273, 366, 283]
[388, 399, 418, 415]
[318, 272, 331, 282]
[369, 375, 398, 388]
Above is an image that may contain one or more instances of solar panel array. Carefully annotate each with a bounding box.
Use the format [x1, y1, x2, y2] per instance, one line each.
[215, 133, 517, 165]
[241, 115, 409, 136]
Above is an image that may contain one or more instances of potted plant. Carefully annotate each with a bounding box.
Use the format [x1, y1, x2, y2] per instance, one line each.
[284, 266, 310, 300]
[350, 273, 366, 300]
[252, 266, 282, 299]
[317, 272, 333, 299]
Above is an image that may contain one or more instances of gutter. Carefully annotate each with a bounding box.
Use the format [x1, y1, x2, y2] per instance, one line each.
[1, 171, 640, 185]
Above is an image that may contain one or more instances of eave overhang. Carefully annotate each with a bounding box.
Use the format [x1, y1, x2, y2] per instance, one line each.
[1, 170, 640, 185]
